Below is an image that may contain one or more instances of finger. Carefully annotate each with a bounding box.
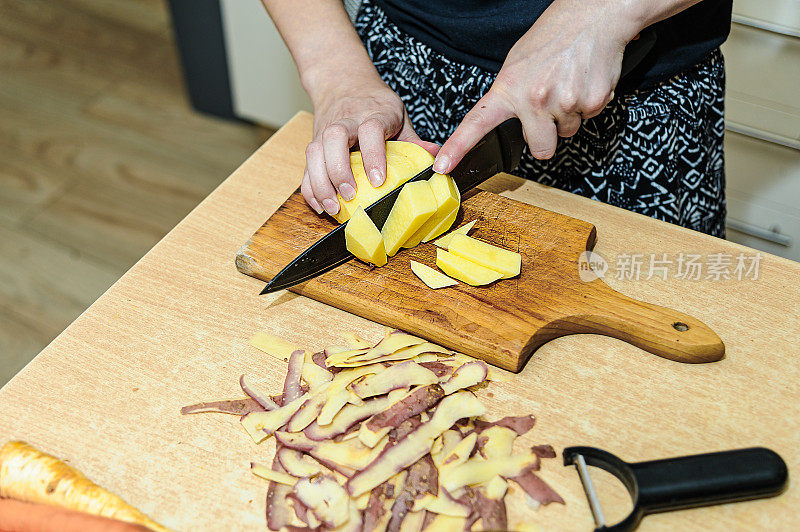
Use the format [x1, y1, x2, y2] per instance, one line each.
[555, 112, 582, 138]
[396, 116, 440, 157]
[321, 123, 358, 202]
[301, 169, 322, 214]
[306, 140, 340, 216]
[434, 91, 513, 174]
[520, 111, 558, 160]
[358, 117, 390, 187]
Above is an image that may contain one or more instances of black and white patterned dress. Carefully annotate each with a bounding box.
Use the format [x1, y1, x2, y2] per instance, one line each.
[354, 0, 727, 237]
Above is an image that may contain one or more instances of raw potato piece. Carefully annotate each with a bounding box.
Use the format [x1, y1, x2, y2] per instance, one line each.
[410, 261, 458, 289]
[381, 181, 438, 256]
[448, 234, 521, 279]
[433, 220, 477, 249]
[436, 249, 503, 287]
[345, 206, 387, 267]
[334, 142, 434, 223]
[249, 332, 301, 361]
[403, 173, 461, 248]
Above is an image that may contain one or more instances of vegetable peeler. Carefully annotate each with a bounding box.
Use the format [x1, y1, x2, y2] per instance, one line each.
[563, 446, 788, 531]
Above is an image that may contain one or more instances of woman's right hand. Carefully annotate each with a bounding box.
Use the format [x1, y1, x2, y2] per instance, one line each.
[302, 78, 439, 216]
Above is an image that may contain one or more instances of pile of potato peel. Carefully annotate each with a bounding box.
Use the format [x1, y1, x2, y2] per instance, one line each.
[181, 330, 563, 531]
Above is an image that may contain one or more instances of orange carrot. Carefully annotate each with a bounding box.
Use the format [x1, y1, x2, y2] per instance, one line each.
[0, 441, 170, 532]
[0, 498, 151, 532]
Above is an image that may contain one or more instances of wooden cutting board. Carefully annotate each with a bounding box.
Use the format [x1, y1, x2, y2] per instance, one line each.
[236, 188, 724, 372]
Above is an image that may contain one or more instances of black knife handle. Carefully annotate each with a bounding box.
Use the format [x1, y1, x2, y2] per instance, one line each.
[620, 28, 656, 80]
[496, 118, 525, 174]
[631, 447, 788, 513]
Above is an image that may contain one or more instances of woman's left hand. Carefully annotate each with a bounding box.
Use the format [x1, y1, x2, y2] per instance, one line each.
[432, 0, 639, 173]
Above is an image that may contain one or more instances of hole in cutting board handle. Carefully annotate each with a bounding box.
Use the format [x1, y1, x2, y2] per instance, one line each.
[673, 322, 689, 332]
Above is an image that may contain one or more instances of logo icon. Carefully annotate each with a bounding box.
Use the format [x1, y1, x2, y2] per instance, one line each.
[578, 251, 608, 282]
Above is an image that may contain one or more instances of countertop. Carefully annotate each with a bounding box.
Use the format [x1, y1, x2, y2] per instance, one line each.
[0, 112, 797, 530]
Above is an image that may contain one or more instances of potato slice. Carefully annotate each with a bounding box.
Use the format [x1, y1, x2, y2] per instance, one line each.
[250, 462, 298, 486]
[410, 260, 458, 289]
[433, 220, 477, 249]
[249, 332, 301, 361]
[448, 234, 521, 279]
[381, 181, 438, 256]
[403, 173, 461, 248]
[345, 206, 387, 267]
[436, 249, 503, 286]
[334, 142, 434, 223]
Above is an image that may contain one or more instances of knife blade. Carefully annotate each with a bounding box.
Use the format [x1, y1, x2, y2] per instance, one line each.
[260, 118, 525, 294]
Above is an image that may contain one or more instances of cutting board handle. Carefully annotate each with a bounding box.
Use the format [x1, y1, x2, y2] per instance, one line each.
[550, 282, 725, 363]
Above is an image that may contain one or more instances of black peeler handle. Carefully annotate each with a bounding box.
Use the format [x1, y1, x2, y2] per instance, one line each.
[632, 447, 787, 513]
[564, 446, 788, 532]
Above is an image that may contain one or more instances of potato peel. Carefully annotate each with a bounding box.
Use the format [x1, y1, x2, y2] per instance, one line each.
[185, 329, 562, 530]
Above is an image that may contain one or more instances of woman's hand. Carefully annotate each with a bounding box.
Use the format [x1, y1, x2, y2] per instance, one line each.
[260, 0, 438, 215]
[303, 77, 439, 216]
[432, 0, 639, 174]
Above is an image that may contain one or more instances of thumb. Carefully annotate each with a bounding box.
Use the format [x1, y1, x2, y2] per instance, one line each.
[396, 116, 441, 157]
[434, 91, 513, 174]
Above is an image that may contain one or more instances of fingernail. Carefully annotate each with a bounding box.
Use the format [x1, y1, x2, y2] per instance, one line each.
[433, 155, 450, 174]
[322, 198, 340, 216]
[369, 168, 384, 187]
[339, 182, 356, 201]
[308, 197, 323, 214]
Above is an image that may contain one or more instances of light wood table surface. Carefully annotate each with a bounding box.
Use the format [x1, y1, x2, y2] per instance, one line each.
[1, 112, 797, 531]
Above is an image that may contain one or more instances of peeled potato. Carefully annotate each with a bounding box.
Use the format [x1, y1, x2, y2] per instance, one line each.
[333, 142, 434, 223]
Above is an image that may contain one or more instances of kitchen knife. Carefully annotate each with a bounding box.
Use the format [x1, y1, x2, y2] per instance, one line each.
[260, 117, 526, 294]
[259, 31, 656, 294]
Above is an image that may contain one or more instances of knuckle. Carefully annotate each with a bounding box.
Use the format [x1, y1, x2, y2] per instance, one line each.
[305, 141, 321, 158]
[584, 91, 608, 114]
[358, 117, 383, 135]
[326, 162, 350, 184]
[557, 91, 578, 113]
[526, 85, 549, 107]
[322, 123, 349, 143]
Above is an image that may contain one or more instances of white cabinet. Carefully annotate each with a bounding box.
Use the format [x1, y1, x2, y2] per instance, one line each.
[219, 0, 312, 128]
[722, 0, 800, 261]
